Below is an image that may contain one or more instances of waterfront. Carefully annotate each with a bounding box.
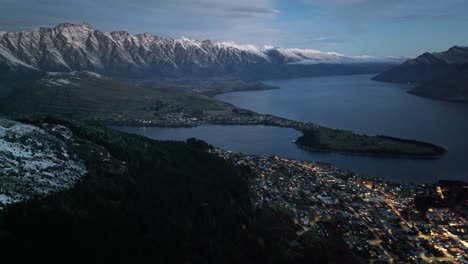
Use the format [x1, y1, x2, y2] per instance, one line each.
[115, 74, 468, 183]
[214, 149, 468, 263]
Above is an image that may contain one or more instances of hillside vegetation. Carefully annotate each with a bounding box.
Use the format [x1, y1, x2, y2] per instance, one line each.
[297, 127, 447, 157]
[0, 72, 237, 121]
[0, 118, 354, 263]
[139, 78, 278, 97]
[408, 65, 468, 102]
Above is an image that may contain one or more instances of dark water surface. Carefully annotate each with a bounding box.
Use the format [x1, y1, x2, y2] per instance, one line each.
[115, 74, 468, 183]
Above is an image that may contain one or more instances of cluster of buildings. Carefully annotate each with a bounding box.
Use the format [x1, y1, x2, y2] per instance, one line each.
[214, 149, 468, 263]
[96, 109, 318, 130]
[95, 111, 202, 127]
[205, 111, 318, 130]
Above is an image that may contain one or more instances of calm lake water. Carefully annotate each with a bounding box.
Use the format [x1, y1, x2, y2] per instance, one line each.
[115, 74, 468, 184]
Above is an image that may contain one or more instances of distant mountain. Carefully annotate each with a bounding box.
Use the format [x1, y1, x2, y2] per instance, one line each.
[373, 46, 468, 83]
[408, 64, 468, 102]
[373, 46, 468, 102]
[0, 23, 402, 80]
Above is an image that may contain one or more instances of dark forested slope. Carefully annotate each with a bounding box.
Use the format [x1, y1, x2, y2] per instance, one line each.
[0, 118, 354, 263]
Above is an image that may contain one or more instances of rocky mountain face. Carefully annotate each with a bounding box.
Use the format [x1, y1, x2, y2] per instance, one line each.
[373, 46, 468, 83]
[0, 23, 401, 80]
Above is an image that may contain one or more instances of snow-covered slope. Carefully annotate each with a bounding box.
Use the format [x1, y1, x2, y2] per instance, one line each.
[0, 23, 270, 76]
[0, 23, 402, 79]
[0, 119, 88, 208]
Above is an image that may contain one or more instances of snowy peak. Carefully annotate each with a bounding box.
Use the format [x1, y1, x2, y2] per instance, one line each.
[54, 22, 93, 30]
[217, 42, 271, 59]
[0, 23, 401, 79]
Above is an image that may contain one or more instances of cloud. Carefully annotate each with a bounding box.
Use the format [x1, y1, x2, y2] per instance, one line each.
[14, 0, 279, 18]
[0, 0, 281, 45]
[300, 0, 468, 35]
[303, 0, 468, 21]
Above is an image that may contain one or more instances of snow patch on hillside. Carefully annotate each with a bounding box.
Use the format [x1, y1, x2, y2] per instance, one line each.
[43, 78, 76, 86]
[0, 119, 87, 209]
[0, 44, 38, 69]
[41, 70, 111, 86]
[218, 42, 270, 59]
[46, 71, 108, 79]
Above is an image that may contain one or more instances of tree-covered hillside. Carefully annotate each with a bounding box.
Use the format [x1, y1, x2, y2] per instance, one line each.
[0, 118, 353, 263]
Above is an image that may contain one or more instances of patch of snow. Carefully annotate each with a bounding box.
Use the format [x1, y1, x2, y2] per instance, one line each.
[0, 194, 11, 204]
[0, 44, 38, 70]
[218, 42, 270, 59]
[0, 119, 87, 209]
[179, 36, 203, 49]
[55, 79, 74, 85]
[46, 71, 107, 80]
[46, 72, 62, 76]
[0, 194, 20, 209]
[80, 70, 107, 79]
[42, 78, 76, 86]
[51, 124, 73, 140]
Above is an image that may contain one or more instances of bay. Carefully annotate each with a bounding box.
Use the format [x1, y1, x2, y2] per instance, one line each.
[115, 74, 468, 183]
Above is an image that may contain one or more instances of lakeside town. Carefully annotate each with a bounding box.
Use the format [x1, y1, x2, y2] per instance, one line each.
[213, 149, 468, 263]
[96, 109, 318, 131]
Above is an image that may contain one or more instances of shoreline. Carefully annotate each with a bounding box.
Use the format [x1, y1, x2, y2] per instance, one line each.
[295, 144, 444, 160]
[105, 114, 447, 159]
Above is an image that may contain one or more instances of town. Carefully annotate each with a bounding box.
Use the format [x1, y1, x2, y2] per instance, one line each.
[95, 109, 318, 130]
[214, 149, 468, 263]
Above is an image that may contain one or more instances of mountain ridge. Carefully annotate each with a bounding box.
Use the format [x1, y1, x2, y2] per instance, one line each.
[373, 46, 468, 102]
[0, 22, 403, 80]
[373, 45, 468, 84]
[408, 64, 468, 102]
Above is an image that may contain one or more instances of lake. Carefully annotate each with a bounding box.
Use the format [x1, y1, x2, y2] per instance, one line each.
[115, 74, 468, 184]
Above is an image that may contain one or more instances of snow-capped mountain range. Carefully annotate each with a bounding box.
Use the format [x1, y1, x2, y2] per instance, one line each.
[0, 23, 404, 79]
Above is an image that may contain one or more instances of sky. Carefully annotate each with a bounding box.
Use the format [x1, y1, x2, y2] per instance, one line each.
[1, 0, 468, 56]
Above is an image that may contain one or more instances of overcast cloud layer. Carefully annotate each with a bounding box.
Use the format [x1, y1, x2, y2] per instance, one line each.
[1, 0, 467, 56]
